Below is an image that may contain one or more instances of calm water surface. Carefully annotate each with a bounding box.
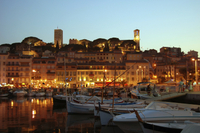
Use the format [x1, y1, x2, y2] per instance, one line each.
[0, 97, 124, 133]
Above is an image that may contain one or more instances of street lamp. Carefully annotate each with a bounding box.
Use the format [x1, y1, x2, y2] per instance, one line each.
[192, 58, 198, 85]
[11, 78, 14, 88]
[32, 70, 36, 89]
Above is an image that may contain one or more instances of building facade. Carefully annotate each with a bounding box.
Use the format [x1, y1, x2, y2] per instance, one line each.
[0, 53, 8, 86]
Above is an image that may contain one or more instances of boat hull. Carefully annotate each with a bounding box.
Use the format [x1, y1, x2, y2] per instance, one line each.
[53, 95, 66, 104]
[27, 92, 36, 97]
[140, 122, 182, 133]
[67, 101, 95, 114]
[35, 92, 45, 97]
[99, 109, 115, 126]
[13, 91, 27, 97]
[45, 92, 52, 97]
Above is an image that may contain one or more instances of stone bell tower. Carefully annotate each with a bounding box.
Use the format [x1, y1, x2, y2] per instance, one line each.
[133, 29, 140, 51]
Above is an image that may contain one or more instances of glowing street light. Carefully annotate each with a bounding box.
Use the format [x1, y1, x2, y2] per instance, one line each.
[32, 70, 36, 88]
[192, 58, 198, 85]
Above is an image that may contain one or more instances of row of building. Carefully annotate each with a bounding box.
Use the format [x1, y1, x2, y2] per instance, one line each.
[0, 29, 199, 89]
[0, 48, 199, 89]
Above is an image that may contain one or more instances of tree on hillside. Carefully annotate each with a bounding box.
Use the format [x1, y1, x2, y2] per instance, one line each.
[21, 36, 42, 45]
[120, 40, 137, 50]
[0, 43, 11, 46]
[92, 46, 101, 52]
[103, 42, 109, 52]
[108, 37, 120, 47]
[92, 38, 107, 46]
[46, 42, 54, 46]
[56, 41, 59, 53]
[41, 45, 56, 53]
[10, 42, 21, 53]
[71, 44, 85, 52]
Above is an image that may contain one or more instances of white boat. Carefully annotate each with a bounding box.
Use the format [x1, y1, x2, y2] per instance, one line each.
[53, 94, 67, 104]
[130, 82, 160, 99]
[53, 94, 101, 104]
[53, 94, 123, 105]
[131, 109, 200, 133]
[27, 91, 36, 97]
[113, 102, 200, 133]
[67, 100, 145, 115]
[98, 101, 148, 126]
[35, 91, 45, 97]
[73, 95, 123, 104]
[13, 89, 27, 97]
[67, 101, 106, 114]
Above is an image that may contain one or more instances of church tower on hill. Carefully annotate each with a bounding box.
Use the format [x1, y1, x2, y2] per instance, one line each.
[54, 29, 63, 48]
[134, 29, 140, 52]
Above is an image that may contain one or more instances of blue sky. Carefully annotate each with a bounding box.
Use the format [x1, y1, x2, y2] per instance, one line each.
[0, 0, 200, 55]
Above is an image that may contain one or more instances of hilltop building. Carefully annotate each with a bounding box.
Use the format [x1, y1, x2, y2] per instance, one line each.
[54, 29, 63, 48]
[133, 29, 140, 52]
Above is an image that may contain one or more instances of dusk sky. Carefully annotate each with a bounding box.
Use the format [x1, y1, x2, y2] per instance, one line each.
[0, 0, 199, 55]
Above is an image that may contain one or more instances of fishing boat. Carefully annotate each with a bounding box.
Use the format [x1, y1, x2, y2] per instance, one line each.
[27, 91, 36, 97]
[130, 82, 160, 99]
[35, 91, 45, 97]
[98, 101, 148, 126]
[13, 89, 27, 97]
[73, 95, 123, 104]
[67, 98, 127, 115]
[53, 94, 67, 104]
[132, 109, 200, 133]
[113, 101, 200, 133]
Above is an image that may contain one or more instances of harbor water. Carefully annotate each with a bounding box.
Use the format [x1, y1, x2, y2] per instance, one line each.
[0, 97, 125, 133]
[1, 94, 199, 133]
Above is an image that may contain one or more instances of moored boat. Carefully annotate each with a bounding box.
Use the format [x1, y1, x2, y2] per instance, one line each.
[113, 101, 200, 133]
[53, 94, 67, 104]
[13, 89, 27, 97]
[130, 82, 160, 99]
[133, 109, 200, 133]
[27, 91, 36, 97]
[35, 91, 45, 97]
[98, 101, 148, 126]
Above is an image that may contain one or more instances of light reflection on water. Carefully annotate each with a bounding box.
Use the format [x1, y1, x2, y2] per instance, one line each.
[0, 97, 124, 133]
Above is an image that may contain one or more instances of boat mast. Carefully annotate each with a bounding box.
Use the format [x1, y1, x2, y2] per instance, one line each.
[112, 62, 116, 108]
[101, 67, 105, 104]
[81, 70, 82, 94]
